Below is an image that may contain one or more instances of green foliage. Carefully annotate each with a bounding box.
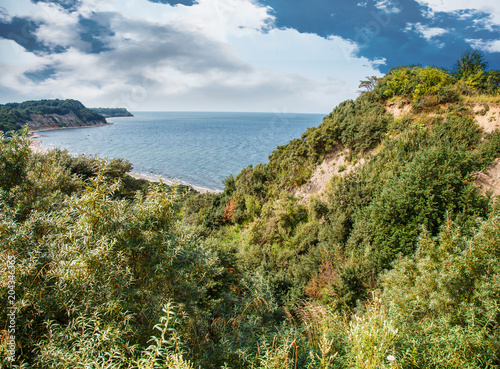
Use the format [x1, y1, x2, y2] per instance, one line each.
[412, 67, 453, 100]
[454, 49, 488, 81]
[0, 127, 32, 192]
[319, 97, 389, 155]
[358, 76, 380, 93]
[366, 144, 485, 268]
[383, 66, 456, 106]
[347, 296, 399, 369]
[0, 134, 222, 366]
[34, 303, 195, 368]
[383, 56, 500, 105]
[380, 207, 500, 367]
[182, 56, 500, 328]
[484, 70, 500, 92]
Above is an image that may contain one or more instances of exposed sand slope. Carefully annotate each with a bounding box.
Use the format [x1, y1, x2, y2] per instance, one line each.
[472, 103, 500, 133]
[471, 104, 500, 197]
[475, 159, 500, 197]
[385, 101, 411, 117]
[294, 148, 365, 205]
[28, 111, 106, 130]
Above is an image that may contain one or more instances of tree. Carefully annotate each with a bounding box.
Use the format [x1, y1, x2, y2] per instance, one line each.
[358, 76, 379, 94]
[454, 49, 488, 80]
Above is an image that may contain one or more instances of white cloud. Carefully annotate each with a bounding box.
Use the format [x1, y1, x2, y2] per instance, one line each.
[406, 22, 449, 47]
[92, 0, 274, 42]
[466, 39, 500, 53]
[35, 4, 81, 48]
[0, 40, 50, 97]
[228, 27, 382, 87]
[415, 0, 500, 27]
[374, 0, 401, 14]
[0, 0, 382, 113]
[0, 39, 39, 65]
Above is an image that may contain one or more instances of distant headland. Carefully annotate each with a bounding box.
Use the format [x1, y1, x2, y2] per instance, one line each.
[0, 99, 132, 133]
[90, 107, 134, 118]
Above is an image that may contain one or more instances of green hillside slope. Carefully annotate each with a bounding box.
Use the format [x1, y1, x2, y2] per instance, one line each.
[1, 52, 499, 367]
[185, 59, 500, 313]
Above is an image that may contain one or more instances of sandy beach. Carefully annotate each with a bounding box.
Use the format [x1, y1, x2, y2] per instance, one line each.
[128, 172, 218, 193]
[28, 132, 49, 154]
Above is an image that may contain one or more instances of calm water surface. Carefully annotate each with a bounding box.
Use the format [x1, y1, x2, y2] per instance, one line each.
[35, 111, 324, 191]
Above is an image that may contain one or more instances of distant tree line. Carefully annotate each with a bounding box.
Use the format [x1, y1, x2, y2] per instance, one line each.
[90, 107, 134, 118]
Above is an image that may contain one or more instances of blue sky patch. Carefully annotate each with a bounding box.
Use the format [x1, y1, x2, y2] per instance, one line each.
[0, 16, 46, 53]
[24, 65, 58, 82]
[259, 0, 500, 71]
[78, 16, 115, 54]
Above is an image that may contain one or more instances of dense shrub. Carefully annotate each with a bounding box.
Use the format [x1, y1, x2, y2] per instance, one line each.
[380, 206, 500, 367]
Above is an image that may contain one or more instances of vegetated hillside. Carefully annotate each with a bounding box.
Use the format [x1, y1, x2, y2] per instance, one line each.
[0, 99, 106, 132]
[1, 51, 500, 368]
[90, 107, 134, 118]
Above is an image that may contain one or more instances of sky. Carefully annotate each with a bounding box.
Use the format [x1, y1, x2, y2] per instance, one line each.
[0, 0, 499, 113]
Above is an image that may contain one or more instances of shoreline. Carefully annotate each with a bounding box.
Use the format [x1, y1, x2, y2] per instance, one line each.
[28, 131, 49, 154]
[28, 128, 221, 194]
[29, 121, 113, 134]
[128, 172, 220, 194]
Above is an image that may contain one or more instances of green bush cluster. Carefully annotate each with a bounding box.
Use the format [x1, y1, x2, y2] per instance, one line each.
[379, 207, 500, 367]
[383, 66, 453, 101]
[0, 129, 222, 367]
[176, 55, 500, 367]
[381, 51, 500, 111]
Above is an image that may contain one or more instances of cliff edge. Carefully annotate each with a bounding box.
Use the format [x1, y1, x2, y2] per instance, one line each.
[28, 111, 108, 131]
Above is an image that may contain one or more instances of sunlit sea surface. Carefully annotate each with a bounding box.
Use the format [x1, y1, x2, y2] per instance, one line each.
[35, 111, 324, 191]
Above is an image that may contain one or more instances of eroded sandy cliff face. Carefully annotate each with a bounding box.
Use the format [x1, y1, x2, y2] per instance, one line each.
[293, 100, 500, 204]
[28, 111, 107, 130]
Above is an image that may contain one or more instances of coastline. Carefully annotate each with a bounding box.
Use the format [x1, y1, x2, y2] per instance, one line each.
[29, 121, 113, 134]
[28, 128, 220, 194]
[28, 131, 49, 154]
[128, 172, 219, 194]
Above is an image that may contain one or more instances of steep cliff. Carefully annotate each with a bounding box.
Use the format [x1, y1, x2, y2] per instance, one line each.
[28, 111, 108, 130]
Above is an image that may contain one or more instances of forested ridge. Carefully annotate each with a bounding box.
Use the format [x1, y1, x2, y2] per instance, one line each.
[0, 99, 106, 133]
[1, 52, 500, 368]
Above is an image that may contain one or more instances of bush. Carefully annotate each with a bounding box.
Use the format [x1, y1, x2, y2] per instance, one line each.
[381, 207, 500, 367]
[0, 135, 223, 365]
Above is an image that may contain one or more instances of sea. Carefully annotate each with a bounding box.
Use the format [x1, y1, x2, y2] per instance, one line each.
[34, 111, 324, 192]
